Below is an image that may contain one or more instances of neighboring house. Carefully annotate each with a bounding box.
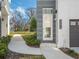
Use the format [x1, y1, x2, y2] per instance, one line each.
[37, 0, 79, 48]
[0, 0, 9, 36]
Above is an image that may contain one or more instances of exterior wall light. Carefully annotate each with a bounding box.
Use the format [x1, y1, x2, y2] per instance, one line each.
[2, 18, 4, 21]
[55, 9, 57, 14]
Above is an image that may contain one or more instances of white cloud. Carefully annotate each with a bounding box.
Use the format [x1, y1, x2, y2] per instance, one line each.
[8, 0, 11, 3]
[16, 7, 26, 16]
[9, 8, 14, 13]
[9, 8, 15, 19]
[9, 7, 26, 18]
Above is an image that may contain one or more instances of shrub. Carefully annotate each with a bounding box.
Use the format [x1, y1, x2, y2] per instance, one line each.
[23, 33, 41, 47]
[67, 49, 78, 57]
[0, 36, 11, 59]
[30, 17, 37, 32]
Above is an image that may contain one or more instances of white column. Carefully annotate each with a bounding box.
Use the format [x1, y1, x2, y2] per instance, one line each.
[1, 16, 8, 36]
[8, 16, 10, 35]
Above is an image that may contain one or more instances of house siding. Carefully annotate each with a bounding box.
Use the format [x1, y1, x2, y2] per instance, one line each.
[57, 0, 79, 48]
[37, 0, 79, 48]
[37, 0, 56, 41]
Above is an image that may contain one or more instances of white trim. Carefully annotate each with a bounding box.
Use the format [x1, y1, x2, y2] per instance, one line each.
[42, 8, 53, 41]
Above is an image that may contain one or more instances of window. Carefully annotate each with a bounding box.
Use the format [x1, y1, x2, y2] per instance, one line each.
[43, 8, 53, 14]
[78, 21, 79, 25]
[45, 27, 51, 38]
[59, 19, 62, 29]
[2, 18, 4, 21]
[70, 21, 76, 26]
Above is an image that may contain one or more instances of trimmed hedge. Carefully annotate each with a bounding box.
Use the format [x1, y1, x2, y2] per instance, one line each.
[23, 33, 41, 48]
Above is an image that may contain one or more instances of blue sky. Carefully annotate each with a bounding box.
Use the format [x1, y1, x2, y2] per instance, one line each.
[9, 0, 37, 21]
[10, 0, 37, 9]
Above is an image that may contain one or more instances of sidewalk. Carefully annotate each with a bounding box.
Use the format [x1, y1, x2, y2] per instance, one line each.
[8, 34, 74, 59]
[8, 34, 42, 55]
[40, 43, 74, 59]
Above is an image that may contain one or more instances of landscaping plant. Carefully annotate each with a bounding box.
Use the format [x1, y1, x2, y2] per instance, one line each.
[0, 36, 11, 59]
[23, 33, 41, 48]
[60, 48, 79, 59]
[30, 17, 37, 32]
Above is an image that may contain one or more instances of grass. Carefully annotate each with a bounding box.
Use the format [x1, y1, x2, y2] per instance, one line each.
[9, 31, 36, 36]
[20, 55, 46, 59]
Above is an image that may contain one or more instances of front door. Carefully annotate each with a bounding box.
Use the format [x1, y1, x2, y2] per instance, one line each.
[70, 20, 79, 47]
[43, 8, 53, 41]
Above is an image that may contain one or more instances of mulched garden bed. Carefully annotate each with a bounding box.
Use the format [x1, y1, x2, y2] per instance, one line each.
[6, 50, 45, 59]
[60, 48, 79, 59]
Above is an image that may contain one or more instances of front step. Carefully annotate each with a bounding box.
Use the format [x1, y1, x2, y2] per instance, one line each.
[40, 43, 57, 48]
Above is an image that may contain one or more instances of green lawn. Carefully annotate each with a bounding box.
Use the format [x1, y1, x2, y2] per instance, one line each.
[9, 31, 36, 36]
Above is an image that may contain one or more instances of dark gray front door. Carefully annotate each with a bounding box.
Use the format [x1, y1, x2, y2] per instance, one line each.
[70, 20, 79, 47]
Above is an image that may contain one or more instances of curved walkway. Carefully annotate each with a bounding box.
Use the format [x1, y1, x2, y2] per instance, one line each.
[8, 34, 74, 59]
[8, 34, 42, 55]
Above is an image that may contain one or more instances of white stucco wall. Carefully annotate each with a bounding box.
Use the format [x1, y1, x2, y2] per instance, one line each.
[1, 16, 8, 36]
[57, 0, 79, 48]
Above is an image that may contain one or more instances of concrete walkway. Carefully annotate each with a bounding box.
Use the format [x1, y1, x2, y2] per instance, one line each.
[8, 34, 74, 59]
[40, 43, 74, 59]
[8, 34, 42, 55]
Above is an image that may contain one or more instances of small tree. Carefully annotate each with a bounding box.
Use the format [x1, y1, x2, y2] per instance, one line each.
[30, 17, 37, 32]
